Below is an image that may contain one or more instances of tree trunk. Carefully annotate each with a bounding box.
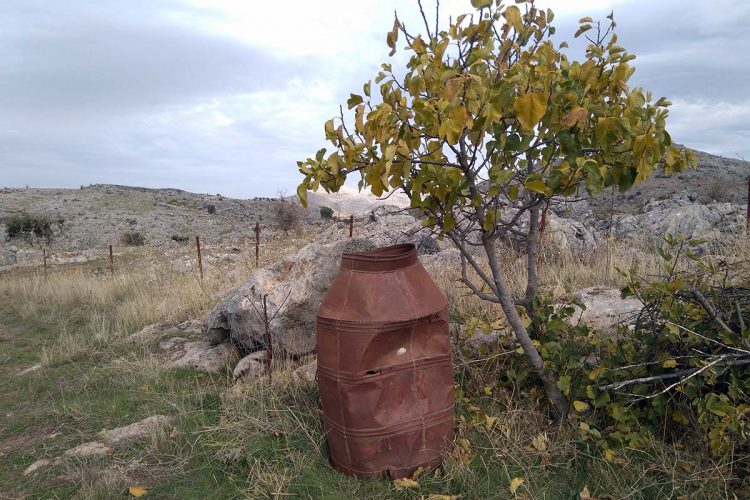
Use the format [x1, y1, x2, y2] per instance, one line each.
[523, 202, 541, 311]
[483, 238, 569, 420]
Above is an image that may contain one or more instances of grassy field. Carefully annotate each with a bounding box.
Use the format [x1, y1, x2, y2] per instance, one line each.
[0, 234, 744, 499]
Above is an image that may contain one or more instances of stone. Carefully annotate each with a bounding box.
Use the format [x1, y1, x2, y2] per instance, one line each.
[233, 351, 268, 380]
[63, 441, 112, 459]
[292, 359, 317, 383]
[203, 238, 376, 356]
[567, 287, 643, 331]
[16, 364, 42, 376]
[23, 459, 51, 476]
[99, 415, 171, 446]
[167, 340, 238, 373]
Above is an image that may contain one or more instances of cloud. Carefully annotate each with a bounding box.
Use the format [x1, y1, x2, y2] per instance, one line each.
[0, 0, 748, 196]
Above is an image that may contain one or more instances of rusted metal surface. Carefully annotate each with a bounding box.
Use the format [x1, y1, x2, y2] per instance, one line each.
[317, 243, 454, 479]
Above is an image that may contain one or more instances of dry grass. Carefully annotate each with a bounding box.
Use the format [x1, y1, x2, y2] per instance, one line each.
[1, 229, 747, 498]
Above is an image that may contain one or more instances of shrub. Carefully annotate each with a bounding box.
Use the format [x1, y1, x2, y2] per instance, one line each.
[319, 206, 334, 219]
[206, 204, 216, 215]
[121, 231, 146, 246]
[274, 200, 303, 231]
[5, 214, 53, 242]
[171, 234, 189, 244]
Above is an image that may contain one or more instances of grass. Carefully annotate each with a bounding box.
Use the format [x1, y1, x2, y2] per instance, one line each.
[0, 233, 746, 498]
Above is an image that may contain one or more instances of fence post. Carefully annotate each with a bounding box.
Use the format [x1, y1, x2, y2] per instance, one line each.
[195, 236, 204, 281]
[109, 245, 114, 276]
[254, 222, 260, 268]
[43, 247, 47, 277]
[349, 215, 354, 238]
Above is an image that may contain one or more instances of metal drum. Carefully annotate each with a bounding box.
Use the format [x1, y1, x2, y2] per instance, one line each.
[316, 243, 455, 479]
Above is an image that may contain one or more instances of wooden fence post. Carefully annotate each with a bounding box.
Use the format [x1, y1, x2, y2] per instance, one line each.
[109, 245, 114, 276]
[196, 236, 204, 281]
[349, 215, 354, 238]
[255, 222, 260, 268]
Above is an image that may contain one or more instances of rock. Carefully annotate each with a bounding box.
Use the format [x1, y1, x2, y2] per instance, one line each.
[125, 321, 176, 343]
[601, 191, 747, 243]
[567, 287, 643, 331]
[292, 359, 317, 383]
[204, 238, 375, 356]
[233, 351, 267, 380]
[420, 248, 461, 274]
[16, 364, 42, 376]
[99, 415, 171, 446]
[543, 215, 598, 256]
[166, 339, 238, 372]
[23, 459, 51, 476]
[63, 441, 112, 459]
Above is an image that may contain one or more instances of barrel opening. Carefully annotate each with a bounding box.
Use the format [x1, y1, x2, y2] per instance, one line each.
[385, 469, 392, 479]
[365, 369, 380, 376]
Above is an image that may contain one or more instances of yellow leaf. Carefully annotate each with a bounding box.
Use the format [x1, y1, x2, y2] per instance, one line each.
[393, 478, 419, 491]
[514, 92, 547, 130]
[139, 384, 149, 392]
[485, 415, 498, 429]
[219, 416, 230, 429]
[573, 400, 590, 412]
[128, 486, 149, 497]
[509, 476, 525, 494]
[524, 178, 552, 197]
[427, 495, 461, 500]
[661, 359, 677, 369]
[531, 433, 547, 451]
[503, 5, 523, 32]
[410, 466, 426, 480]
[457, 437, 471, 450]
[580, 485, 592, 499]
[561, 106, 587, 129]
[169, 427, 178, 439]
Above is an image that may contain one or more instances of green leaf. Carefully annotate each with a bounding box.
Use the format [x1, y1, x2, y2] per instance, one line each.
[296, 184, 308, 207]
[524, 178, 552, 197]
[471, 0, 492, 8]
[347, 93, 363, 110]
[514, 92, 547, 130]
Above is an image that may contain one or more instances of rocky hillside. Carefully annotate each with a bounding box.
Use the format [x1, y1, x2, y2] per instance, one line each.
[587, 148, 749, 216]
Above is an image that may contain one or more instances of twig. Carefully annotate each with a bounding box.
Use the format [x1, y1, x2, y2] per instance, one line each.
[691, 286, 736, 335]
[666, 321, 750, 355]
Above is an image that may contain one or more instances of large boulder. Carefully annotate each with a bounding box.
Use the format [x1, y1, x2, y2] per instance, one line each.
[567, 286, 643, 331]
[203, 237, 375, 356]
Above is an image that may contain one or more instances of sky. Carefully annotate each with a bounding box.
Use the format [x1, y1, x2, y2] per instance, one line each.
[1, 0, 748, 198]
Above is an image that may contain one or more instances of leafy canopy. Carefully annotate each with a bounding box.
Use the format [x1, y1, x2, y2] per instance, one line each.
[297, 0, 696, 234]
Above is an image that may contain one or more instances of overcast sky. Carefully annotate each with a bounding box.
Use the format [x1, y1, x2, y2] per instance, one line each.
[1, 0, 748, 197]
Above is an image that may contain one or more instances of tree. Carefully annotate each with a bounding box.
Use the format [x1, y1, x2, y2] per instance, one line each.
[296, 0, 696, 419]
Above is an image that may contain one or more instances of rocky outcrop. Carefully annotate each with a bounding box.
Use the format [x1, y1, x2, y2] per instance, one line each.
[98, 415, 171, 446]
[567, 287, 643, 331]
[600, 191, 747, 243]
[203, 237, 375, 356]
[161, 338, 238, 372]
[232, 350, 267, 380]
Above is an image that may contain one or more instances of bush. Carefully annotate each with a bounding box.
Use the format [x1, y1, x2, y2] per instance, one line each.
[170, 234, 189, 244]
[121, 231, 146, 246]
[274, 200, 303, 231]
[5, 214, 53, 242]
[206, 204, 216, 215]
[319, 206, 334, 219]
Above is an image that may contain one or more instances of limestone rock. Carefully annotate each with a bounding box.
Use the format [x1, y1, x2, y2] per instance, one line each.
[233, 351, 267, 380]
[63, 441, 112, 459]
[203, 237, 375, 356]
[16, 364, 42, 377]
[292, 359, 317, 383]
[99, 415, 171, 446]
[23, 458, 52, 476]
[568, 287, 643, 331]
[163, 338, 238, 372]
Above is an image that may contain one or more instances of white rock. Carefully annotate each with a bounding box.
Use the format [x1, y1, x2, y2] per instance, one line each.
[23, 459, 51, 476]
[233, 351, 268, 380]
[204, 238, 375, 356]
[99, 415, 171, 446]
[16, 364, 42, 376]
[169, 340, 238, 372]
[63, 441, 112, 458]
[292, 359, 317, 383]
[568, 287, 643, 331]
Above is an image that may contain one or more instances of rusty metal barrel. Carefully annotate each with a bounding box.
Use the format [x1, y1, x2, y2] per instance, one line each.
[316, 243, 455, 479]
